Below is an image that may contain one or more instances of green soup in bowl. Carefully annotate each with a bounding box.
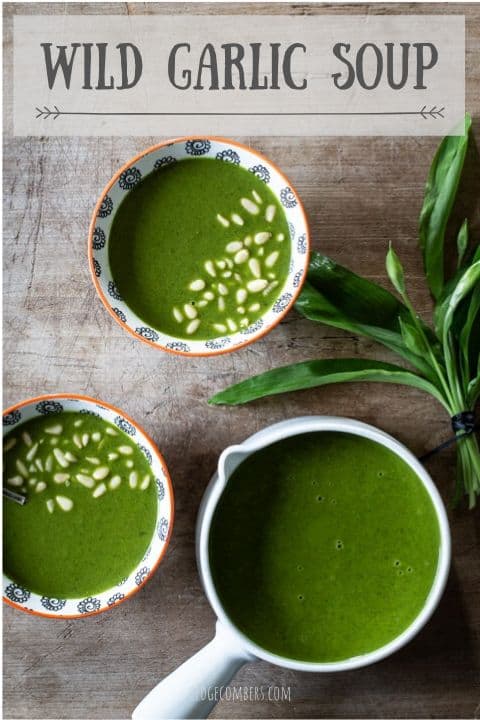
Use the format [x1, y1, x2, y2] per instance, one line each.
[89, 137, 310, 356]
[3, 395, 174, 618]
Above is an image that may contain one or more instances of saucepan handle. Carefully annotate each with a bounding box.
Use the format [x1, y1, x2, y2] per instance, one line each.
[132, 620, 253, 720]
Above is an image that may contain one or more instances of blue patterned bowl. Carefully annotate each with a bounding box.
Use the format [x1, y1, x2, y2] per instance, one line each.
[89, 136, 310, 357]
[3, 394, 174, 619]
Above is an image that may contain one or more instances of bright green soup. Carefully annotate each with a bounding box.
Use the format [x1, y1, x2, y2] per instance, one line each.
[209, 432, 440, 662]
[108, 158, 290, 340]
[3, 412, 157, 598]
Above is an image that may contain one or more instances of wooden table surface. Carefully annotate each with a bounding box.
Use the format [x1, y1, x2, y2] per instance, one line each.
[3, 3, 480, 718]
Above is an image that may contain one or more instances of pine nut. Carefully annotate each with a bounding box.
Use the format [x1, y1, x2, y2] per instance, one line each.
[231, 213, 244, 226]
[7, 476, 23, 487]
[244, 235, 252, 247]
[184, 304, 198, 320]
[64, 451, 77, 463]
[53, 448, 69, 468]
[126, 459, 134, 468]
[237, 306, 245, 315]
[265, 205, 276, 222]
[247, 279, 268, 293]
[254, 232, 271, 245]
[203, 291, 215, 301]
[22, 431, 32, 446]
[226, 318, 237, 332]
[73, 434, 82, 449]
[45, 455, 53, 472]
[248, 258, 261, 278]
[252, 190, 262, 204]
[45, 424, 62, 435]
[263, 281, 279, 296]
[218, 283, 228, 296]
[265, 251, 279, 268]
[222, 271, 232, 279]
[118, 445, 133, 455]
[239, 317, 249, 327]
[16, 460, 28, 478]
[205, 260, 216, 277]
[54, 473, 69, 484]
[234, 273, 242, 283]
[186, 319, 200, 335]
[109, 475, 121, 490]
[129, 471, 138, 489]
[140, 476, 151, 490]
[35, 458, 44, 472]
[74, 419, 83, 428]
[234, 249, 249, 264]
[86, 456, 100, 465]
[218, 297, 225, 312]
[56, 495, 73, 511]
[189, 279, 206, 292]
[77, 474, 94, 489]
[241, 198, 259, 215]
[277, 233, 285, 242]
[50, 437, 59, 446]
[82, 434, 89, 447]
[226, 241, 243, 254]
[92, 483, 106, 499]
[216, 259, 226, 269]
[4, 437, 16, 452]
[92, 432, 101, 442]
[106, 427, 118, 436]
[93, 466, 109, 481]
[217, 213, 229, 227]
[46, 499, 55, 513]
[236, 288, 248, 304]
[249, 302, 261, 312]
[35, 481, 47, 493]
[225, 258, 234, 269]
[108, 452, 119, 461]
[197, 300, 208, 308]
[26, 443, 38, 461]
[213, 323, 227, 333]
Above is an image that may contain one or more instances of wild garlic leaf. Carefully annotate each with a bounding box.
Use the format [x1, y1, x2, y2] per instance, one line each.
[419, 113, 471, 300]
[457, 219, 469, 269]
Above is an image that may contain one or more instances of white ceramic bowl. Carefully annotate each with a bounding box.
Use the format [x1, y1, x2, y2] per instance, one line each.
[133, 416, 450, 720]
[89, 136, 310, 357]
[3, 394, 174, 619]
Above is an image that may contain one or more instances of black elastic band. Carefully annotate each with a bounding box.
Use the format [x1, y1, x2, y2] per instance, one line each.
[420, 411, 479, 462]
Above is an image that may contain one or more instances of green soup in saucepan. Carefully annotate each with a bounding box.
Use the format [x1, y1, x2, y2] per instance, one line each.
[209, 432, 440, 663]
[108, 158, 291, 340]
[3, 412, 157, 598]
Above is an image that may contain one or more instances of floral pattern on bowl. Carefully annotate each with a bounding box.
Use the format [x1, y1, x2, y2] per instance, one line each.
[89, 137, 310, 357]
[3, 394, 174, 619]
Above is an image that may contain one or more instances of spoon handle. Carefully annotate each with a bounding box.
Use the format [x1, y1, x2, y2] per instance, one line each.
[3, 487, 27, 505]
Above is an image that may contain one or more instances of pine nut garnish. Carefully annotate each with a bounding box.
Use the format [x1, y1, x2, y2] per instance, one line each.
[46, 499, 55, 513]
[56, 495, 73, 512]
[108, 452, 119, 461]
[189, 279, 206, 292]
[218, 283, 228, 296]
[213, 323, 227, 333]
[118, 445, 133, 455]
[222, 270, 232, 279]
[265, 204, 276, 222]
[241, 198, 260, 215]
[236, 288, 248, 304]
[7, 476, 23, 487]
[54, 472, 69, 484]
[64, 451, 77, 463]
[216, 259, 226, 269]
[92, 483, 106, 498]
[234, 273, 242, 283]
[35, 481, 47, 493]
[82, 433, 90, 447]
[265, 251, 279, 268]
[267, 272, 276, 280]
[109, 475, 121, 490]
[277, 233, 285, 242]
[45, 424, 62, 435]
[263, 280, 279, 296]
[129, 471, 138, 489]
[234, 249, 249, 264]
[254, 232, 271, 245]
[203, 291, 215, 301]
[218, 297, 226, 312]
[74, 419, 83, 428]
[186, 319, 200, 335]
[53, 448, 69, 468]
[77, 474, 94, 489]
[225, 258, 234, 269]
[226, 241, 243, 254]
[217, 213, 230, 227]
[4, 437, 16, 452]
[184, 304, 198, 320]
[35, 458, 44, 472]
[172, 307, 183, 323]
[205, 260, 216, 277]
[50, 438, 59, 446]
[237, 306, 245, 315]
[16, 460, 28, 478]
[226, 318, 238, 332]
[22, 431, 32, 446]
[140, 476, 151, 490]
[45, 456, 53, 472]
[73, 434, 82, 449]
[26, 443, 38, 461]
[126, 459, 134, 468]
[252, 189, 262, 204]
[239, 317, 249, 327]
[248, 258, 261, 278]
[28, 476, 37, 484]
[231, 213, 244, 226]
[249, 302, 261, 312]
[106, 427, 118, 436]
[244, 235, 252, 247]
[197, 300, 208, 308]
[86, 456, 100, 465]
[247, 279, 268, 293]
[93, 466, 109, 481]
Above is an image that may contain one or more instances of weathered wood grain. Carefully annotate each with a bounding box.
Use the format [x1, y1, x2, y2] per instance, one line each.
[3, 3, 480, 719]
